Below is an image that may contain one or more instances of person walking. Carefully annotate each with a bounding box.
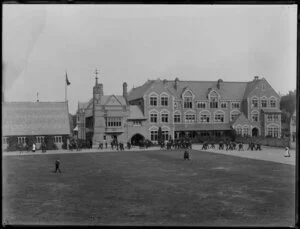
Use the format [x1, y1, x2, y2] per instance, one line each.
[32, 142, 36, 153]
[55, 159, 62, 173]
[284, 146, 290, 157]
[183, 150, 190, 160]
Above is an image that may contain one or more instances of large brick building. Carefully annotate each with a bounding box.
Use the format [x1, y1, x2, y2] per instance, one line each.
[127, 76, 281, 142]
[76, 76, 281, 145]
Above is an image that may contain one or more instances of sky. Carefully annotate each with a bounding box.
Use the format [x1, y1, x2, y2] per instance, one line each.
[3, 4, 297, 114]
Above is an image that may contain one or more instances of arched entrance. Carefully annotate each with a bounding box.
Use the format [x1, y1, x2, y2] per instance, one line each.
[252, 127, 258, 137]
[131, 134, 145, 145]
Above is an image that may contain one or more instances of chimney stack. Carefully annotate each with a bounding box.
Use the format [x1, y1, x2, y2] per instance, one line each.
[123, 82, 128, 100]
[174, 77, 179, 90]
[254, 76, 259, 81]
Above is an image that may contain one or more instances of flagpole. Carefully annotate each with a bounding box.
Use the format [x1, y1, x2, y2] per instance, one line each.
[65, 71, 67, 101]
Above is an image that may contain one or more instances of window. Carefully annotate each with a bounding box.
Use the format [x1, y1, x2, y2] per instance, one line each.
[231, 111, 240, 121]
[221, 102, 227, 108]
[267, 114, 279, 122]
[36, 136, 45, 144]
[251, 111, 259, 122]
[243, 126, 249, 136]
[185, 113, 196, 123]
[209, 92, 218, 108]
[18, 137, 26, 144]
[162, 131, 169, 141]
[197, 102, 206, 109]
[150, 130, 158, 141]
[150, 96, 157, 106]
[261, 99, 267, 108]
[236, 126, 242, 135]
[54, 136, 62, 143]
[214, 112, 224, 123]
[150, 112, 158, 123]
[106, 117, 122, 127]
[252, 98, 258, 108]
[133, 121, 142, 126]
[267, 126, 279, 138]
[77, 115, 80, 121]
[231, 102, 240, 109]
[200, 132, 210, 137]
[3, 137, 8, 144]
[174, 101, 177, 108]
[174, 114, 181, 123]
[161, 96, 168, 106]
[270, 99, 276, 108]
[184, 92, 193, 109]
[161, 113, 169, 123]
[200, 111, 210, 123]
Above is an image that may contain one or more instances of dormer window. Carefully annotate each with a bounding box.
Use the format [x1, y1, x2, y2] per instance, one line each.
[161, 96, 168, 107]
[183, 91, 193, 109]
[209, 91, 219, 109]
[252, 98, 258, 108]
[270, 99, 276, 108]
[261, 99, 267, 108]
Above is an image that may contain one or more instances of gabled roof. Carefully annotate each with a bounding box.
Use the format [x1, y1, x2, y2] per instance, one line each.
[128, 105, 146, 120]
[100, 95, 126, 106]
[242, 80, 261, 99]
[2, 101, 70, 136]
[127, 80, 155, 101]
[166, 80, 248, 100]
[78, 98, 92, 110]
[231, 112, 251, 126]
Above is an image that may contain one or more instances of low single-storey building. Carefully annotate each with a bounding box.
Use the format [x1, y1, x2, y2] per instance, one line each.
[2, 101, 71, 151]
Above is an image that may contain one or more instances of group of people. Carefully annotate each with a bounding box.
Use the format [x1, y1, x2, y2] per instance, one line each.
[160, 138, 192, 150]
[19, 141, 47, 154]
[200, 141, 262, 151]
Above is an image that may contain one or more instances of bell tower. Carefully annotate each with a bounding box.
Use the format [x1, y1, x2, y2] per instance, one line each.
[92, 69, 105, 146]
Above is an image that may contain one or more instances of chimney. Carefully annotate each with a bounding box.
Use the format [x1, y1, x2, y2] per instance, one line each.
[254, 76, 259, 81]
[174, 77, 179, 90]
[217, 79, 223, 89]
[123, 82, 128, 100]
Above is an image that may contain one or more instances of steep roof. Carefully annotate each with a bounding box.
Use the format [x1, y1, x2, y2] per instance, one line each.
[2, 101, 70, 136]
[166, 80, 248, 100]
[127, 80, 155, 101]
[128, 105, 146, 120]
[101, 95, 127, 106]
[231, 112, 252, 126]
[261, 108, 282, 113]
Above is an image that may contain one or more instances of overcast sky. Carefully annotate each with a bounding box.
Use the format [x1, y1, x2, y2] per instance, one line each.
[3, 4, 297, 114]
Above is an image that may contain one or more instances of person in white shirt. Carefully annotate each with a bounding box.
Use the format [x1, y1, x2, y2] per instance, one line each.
[32, 142, 36, 152]
[284, 146, 290, 157]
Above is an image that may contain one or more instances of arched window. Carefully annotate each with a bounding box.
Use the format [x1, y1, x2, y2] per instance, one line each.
[214, 111, 224, 123]
[183, 91, 193, 109]
[149, 110, 158, 123]
[174, 111, 181, 123]
[230, 111, 240, 121]
[270, 97, 277, 108]
[251, 110, 259, 122]
[160, 110, 169, 123]
[243, 125, 249, 136]
[260, 96, 267, 108]
[209, 91, 219, 108]
[251, 97, 258, 108]
[185, 110, 196, 123]
[149, 93, 158, 107]
[160, 93, 169, 107]
[199, 110, 210, 123]
[236, 125, 242, 136]
[149, 126, 158, 141]
[162, 126, 170, 141]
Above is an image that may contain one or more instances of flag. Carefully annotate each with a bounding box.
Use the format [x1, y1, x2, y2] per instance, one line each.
[66, 73, 71, 86]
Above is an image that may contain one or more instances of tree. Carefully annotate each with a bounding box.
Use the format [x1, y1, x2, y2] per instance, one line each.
[280, 89, 296, 118]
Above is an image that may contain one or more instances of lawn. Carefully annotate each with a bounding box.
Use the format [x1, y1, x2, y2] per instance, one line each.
[2, 149, 296, 226]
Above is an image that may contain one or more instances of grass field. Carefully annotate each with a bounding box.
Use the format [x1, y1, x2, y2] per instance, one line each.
[2, 149, 296, 226]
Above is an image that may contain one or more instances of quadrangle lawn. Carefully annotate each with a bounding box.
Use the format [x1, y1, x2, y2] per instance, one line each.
[2, 149, 296, 226]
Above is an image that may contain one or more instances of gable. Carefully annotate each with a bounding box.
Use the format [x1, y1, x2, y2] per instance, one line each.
[105, 95, 123, 106]
[144, 79, 172, 98]
[245, 78, 279, 99]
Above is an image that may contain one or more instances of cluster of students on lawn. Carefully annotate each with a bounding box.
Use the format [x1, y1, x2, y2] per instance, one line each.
[201, 141, 261, 151]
